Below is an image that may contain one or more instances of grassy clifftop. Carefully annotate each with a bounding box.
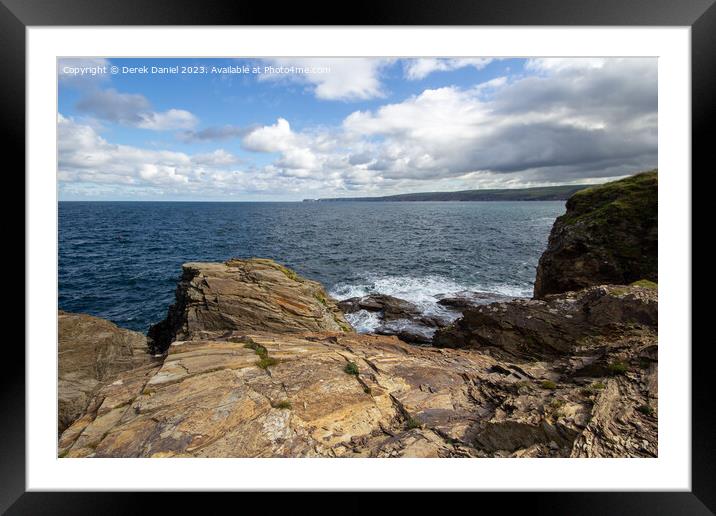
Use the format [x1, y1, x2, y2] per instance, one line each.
[534, 170, 658, 298]
[561, 170, 657, 227]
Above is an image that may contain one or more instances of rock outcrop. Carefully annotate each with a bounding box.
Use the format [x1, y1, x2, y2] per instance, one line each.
[433, 284, 657, 359]
[148, 258, 351, 353]
[338, 294, 422, 322]
[58, 311, 155, 434]
[59, 329, 656, 458]
[338, 294, 450, 344]
[435, 291, 516, 309]
[430, 284, 658, 458]
[533, 171, 657, 299]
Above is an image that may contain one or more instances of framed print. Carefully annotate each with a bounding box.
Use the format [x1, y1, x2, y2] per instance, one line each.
[5, 0, 713, 512]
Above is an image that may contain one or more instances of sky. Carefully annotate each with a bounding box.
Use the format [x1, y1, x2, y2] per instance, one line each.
[58, 57, 657, 201]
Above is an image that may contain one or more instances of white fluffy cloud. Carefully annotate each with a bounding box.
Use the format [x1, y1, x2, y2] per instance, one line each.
[58, 114, 238, 191]
[258, 58, 393, 101]
[58, 114, 340, 199]
[59, 114, 190, 184]
[242, 118, 296, 152]
[404, 58, 494, 80]
[243, 118, 325, 172]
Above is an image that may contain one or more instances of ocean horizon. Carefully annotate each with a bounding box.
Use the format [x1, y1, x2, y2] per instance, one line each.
[59, 200, 565, 334]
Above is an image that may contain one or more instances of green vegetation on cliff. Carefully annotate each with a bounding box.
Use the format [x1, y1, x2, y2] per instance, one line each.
[533, 170, 657, 298]
[561, 171, 657, 228]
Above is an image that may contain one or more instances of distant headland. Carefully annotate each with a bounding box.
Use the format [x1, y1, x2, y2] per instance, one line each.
[305, 183, 596, 203]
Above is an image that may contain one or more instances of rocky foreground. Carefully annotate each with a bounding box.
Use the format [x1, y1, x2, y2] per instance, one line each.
[58, 171, 658, 458]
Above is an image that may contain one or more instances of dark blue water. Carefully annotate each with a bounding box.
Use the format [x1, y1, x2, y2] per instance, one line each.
[58, 201, 565, 333]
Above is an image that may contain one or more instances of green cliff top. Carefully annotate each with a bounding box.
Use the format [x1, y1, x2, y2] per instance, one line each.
[561, 170, 657, 227]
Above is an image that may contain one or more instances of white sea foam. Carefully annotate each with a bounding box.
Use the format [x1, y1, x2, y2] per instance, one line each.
[330, 274, 532, 334]
[345, 309, 382, 333]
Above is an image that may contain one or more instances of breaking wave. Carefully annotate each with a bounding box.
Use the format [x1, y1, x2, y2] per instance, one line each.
[329, 274, 532, 334]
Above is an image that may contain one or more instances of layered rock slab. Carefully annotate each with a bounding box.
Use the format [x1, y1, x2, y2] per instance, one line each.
[58, 311, 155, 434]
[148, 258, 352, 352]
[433, 284, 658, 457]
[59, 329, 656, 458]
[434, 284, 657, 359]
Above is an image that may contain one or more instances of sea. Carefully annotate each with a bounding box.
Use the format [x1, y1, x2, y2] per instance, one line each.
[58, 201, 565, 334]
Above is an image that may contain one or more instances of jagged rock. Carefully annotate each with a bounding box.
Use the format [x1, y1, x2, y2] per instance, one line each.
[148, 258, 352, 353]
[59, 328, 656, 458]
[375, 325, 433, 345]
[533, 171, 658, 299]
[433, 284, 657, 360]
[58, 311, 155, 434]
[431, 283, 658, 457]
[338, 294, 421, 321]
[435, 291, 516, 309]
[338, 294, 459, 344]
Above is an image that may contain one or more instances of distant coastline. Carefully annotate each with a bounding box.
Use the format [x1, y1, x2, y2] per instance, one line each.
[306, 184, 594, 203]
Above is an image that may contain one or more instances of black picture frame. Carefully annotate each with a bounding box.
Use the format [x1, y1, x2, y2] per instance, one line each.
[4, 0, 712, 512]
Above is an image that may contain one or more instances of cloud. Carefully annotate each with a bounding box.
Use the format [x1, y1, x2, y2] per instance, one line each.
[58, 114, 235, 190]
[242, 118, 322, 172]
[60, 58, 658, 199]
[340, 58, 657, 184]
[58, 114, 330, 199]
[179, 124, 254, 142]
[76, 89, 150, 124]
[242, 118, 296, 152]
[525, 58, 609, 73]
[136, 109, 198, 130]
[404, 58, 494, 80]
[258, 58, 393, 101]
[58, 113, 191, 186]
[75, 88, 198, 130]
[138, 164, 189, 184]
[191, 149, 240, 166]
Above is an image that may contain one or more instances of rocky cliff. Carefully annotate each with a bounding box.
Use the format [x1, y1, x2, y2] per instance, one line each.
[533, 171, 657, 298]
[148, 258, 351, 353]
[59, 173, 658, 458]
[58, 311, 157, 434]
